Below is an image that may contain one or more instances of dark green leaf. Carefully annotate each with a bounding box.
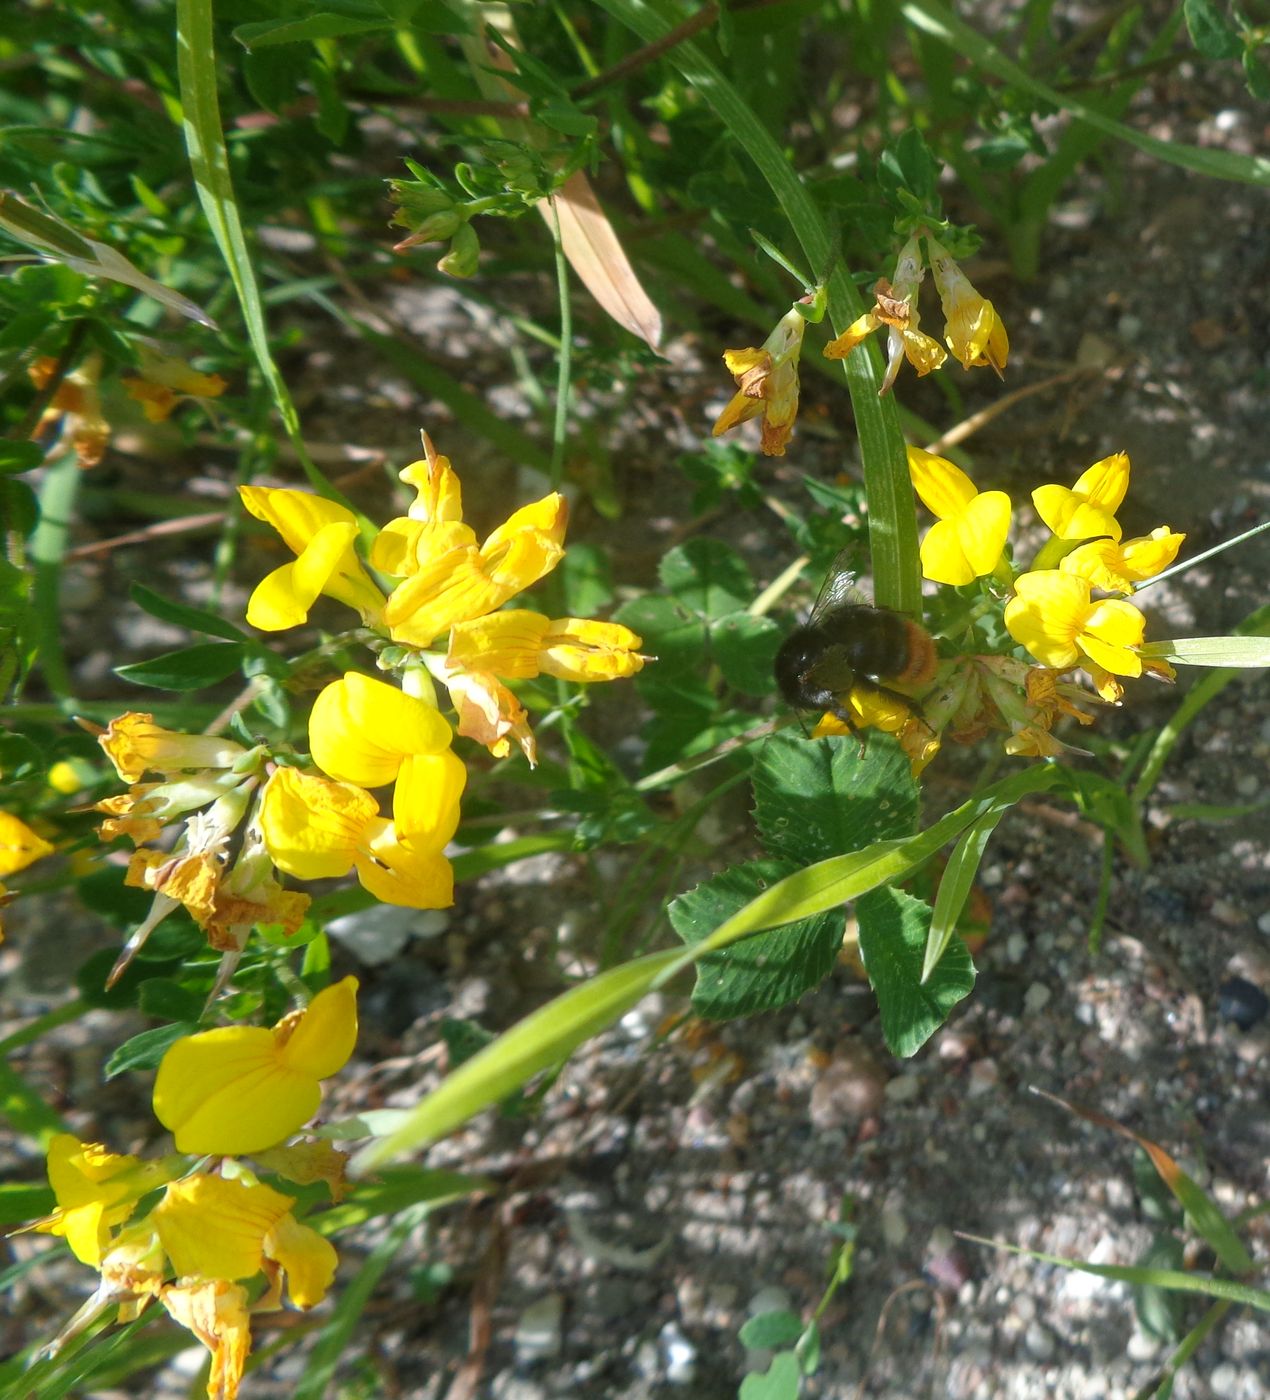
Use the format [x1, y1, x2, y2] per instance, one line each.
[1133, 1232, 1187, 1341]
[559, 542, 614, 617]
[738, 1310, 804, 1349]
[669, 858, 843, 1019]
[130, 583, 249, 643]
[0, 441, 44, 475]
[139, 978, 206, 1022]
[105, 1022, 196, 1079]
[712, 612, 782, 695]
[616, 594, 705, 679]
[1244, 49, 1270, 99]
[0, 1182, 55, 1225]
[115, 642, 245, 690]
[233, 11, 392, 49]
[659, 539, 752, 618]
[1183, 0, 1243, 58]
[752, 732, 919, 866]
[857, 887, 974, 1056]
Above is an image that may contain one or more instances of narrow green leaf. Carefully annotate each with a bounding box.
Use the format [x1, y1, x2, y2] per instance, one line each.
[922, 807, 1005, 982]
[958, 1232, 1270, 1310]
[176, 0, 345, 500]
[351, 949, 684, 1171]
[233, 12, 391, 48]
[115, 641, 244, 690]
[858, 887, 974, 1056]
[0, 1182, 55, 1225]
[1139, 635, 1270, 667]
[1183, 0, 1243, 59]
[130, 582, 249, 643]
[901, 0, 1270, 186]
[316, 1167, 493, 1234]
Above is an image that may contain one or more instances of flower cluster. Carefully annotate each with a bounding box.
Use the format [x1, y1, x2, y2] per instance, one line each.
[91, 435, 646, 978]
[27, 979, 358, 1400]
[711, 233, 1007, 454]
[814, 448, 1184, 770]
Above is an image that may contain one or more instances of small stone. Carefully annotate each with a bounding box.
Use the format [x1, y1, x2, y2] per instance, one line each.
[966, 1059, 999, 1097]
[1234, 773, 1259, 798]
[937, 1029, 976, 1063]
[1005, 932, 1028, 964]
[513, 1294, 563, 1363]
[1211, 899, 1246, 928]
[884, 1073, 922, 1104]
[1209, 1362, 1240, 1394]
[809, 1046, 887, 1130]
[1257, 909, 1270, 937]
[880, 1201, 908, 1249]
[1218, 976, 1269, 1030]
[1126, 1327, 1161, 1362]
[1023, 1320, 1057, 1362]
[1023, 982, 1052, 1014]
[924, 1228, 970, 1291]
[660, 1321, 696, 1386]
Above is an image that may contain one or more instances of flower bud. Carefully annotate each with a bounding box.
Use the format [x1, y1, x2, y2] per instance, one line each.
[437, 222, 480, 278]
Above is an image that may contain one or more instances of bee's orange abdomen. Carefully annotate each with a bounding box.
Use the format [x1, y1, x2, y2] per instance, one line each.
[897, 620, 938, 685]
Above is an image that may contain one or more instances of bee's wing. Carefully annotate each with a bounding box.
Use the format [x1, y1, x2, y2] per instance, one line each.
[806, 548, 864, 624]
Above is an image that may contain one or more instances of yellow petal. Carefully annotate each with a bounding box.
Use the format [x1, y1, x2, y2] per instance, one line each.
[1070, 452, 1130, 513]
[153, 1026, 319, 1154]
[392, 751, 466, 848]
[823, 311, 880, 360]
[900, 327, 948, 376]
[263, 1213, 338, 1309]
[398, 433, 465, 525]
[1120, 527, 1185, 582]
[160, 1280, 251, 1400]
[919, 518, 977, 586]
[448, 609, 551, 679]
[1080, 598, 1146, 677]
[444, 669, 536, 765]
[98, 713, 246, 784]
[1031, 484, 1123, 543]
[1003, 570, 1089, 669]
[154, 1174, 293, 1280]
[353, 819, 454, 908]
[309, 673, 454, 787]
[482, 492, 569, 559]
[258, 768, 377, 881]
[540, 617, 647, 682]
[279, 976, 359, 1080]
[721, 346, 769, 381]
[907, 447, 978, 519]
[712, 387, 765, 437]
[0, 812, 54, 877]
[956, 490, 1012, 576]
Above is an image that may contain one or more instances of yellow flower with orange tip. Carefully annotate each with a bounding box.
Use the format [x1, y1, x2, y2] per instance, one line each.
[907, 446, 1012, 586]
[926, 235, 1009, 375]
[824, 236, 946, 394]
[29, 350, 110, 468]
[378, 490, 568, 647]
[153, 976, 359, 1156]
[812, 687, 941, 776]
[441, 665, 537, 765]
[1059, 526, 1186, 594]
[1032, 452, 1130, 543]
[121, 347, 227, 422]
[1004, 570, 1146, 678]
[238, 485, 387, 632]
[711, 302, 808, 456]
[259, 766, 455, 909]
[97, 712, 248, 785]
[28, 1134, 180, 1267]
[161, 1280, 252, 1400]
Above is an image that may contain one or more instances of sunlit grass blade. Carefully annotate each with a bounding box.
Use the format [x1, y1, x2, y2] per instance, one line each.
[956, 1232, 1270, 1310]
[351, 948, 685, 1171]
[174, 0, 345, 502]
[1139, 635, 1270, 666]
[921, 807, 1005, 983]
[1033, 1089, 1254, 1275]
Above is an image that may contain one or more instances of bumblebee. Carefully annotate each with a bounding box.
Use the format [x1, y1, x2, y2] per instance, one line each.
[774, 556, 937, 734]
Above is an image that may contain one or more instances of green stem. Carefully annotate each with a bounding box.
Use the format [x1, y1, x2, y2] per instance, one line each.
[547, 195, 572, 490]
[595, 0, 921, 617]
[29, 446, 81, 703]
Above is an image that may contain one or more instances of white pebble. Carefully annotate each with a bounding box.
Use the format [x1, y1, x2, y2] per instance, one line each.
[1024, 982, 1052, 1014]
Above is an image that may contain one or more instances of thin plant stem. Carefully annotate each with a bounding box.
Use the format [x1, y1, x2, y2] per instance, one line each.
[1135, 519, 1270, 592]
[547, 196, 572, 490]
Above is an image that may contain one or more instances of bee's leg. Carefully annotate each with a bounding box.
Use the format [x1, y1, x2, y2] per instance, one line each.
[828, 703, 869, 757]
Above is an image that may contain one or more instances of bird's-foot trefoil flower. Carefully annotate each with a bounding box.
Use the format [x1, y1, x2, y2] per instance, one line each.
[121, 346, 227, 422]
[153, 976, 359, 1156]
[1031, 452, 1131, 546]
[28, 351, 110, 468]
[712, 300, 809, 456]
[907, 447, 1012, 586]
[824, 236, 946, 394]
[1059, 526, 1185, 594]
[1004, 570, 1146, 679]
[925, 235, 1009, 375]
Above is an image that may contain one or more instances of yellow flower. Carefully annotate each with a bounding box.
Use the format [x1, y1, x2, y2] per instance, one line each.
[153, 976, 359, 1155]
[238, 486, 386, 631]
[121, 347, 227, 422]
[1059, 526, 1185, 594]
[447, 610, 646, 683]
[926, 236, 1009, 374]
[440, 666, 537, 765]
[812, 687, 939, 776]
[1004, 570, 1146, 677]
[712, 303, 808, 457]
[1032, 452, 1130, 543]
[824, 236, 946, 394]
[259, 767, 454, 908]
[98, 712, 247, 785]
[907, 447, 1012, 585]
[0, 811, 54, 876]
[30, 1134, 178, 1267]
[379, 492, 568, 648]
[29, 351, 110, 468]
